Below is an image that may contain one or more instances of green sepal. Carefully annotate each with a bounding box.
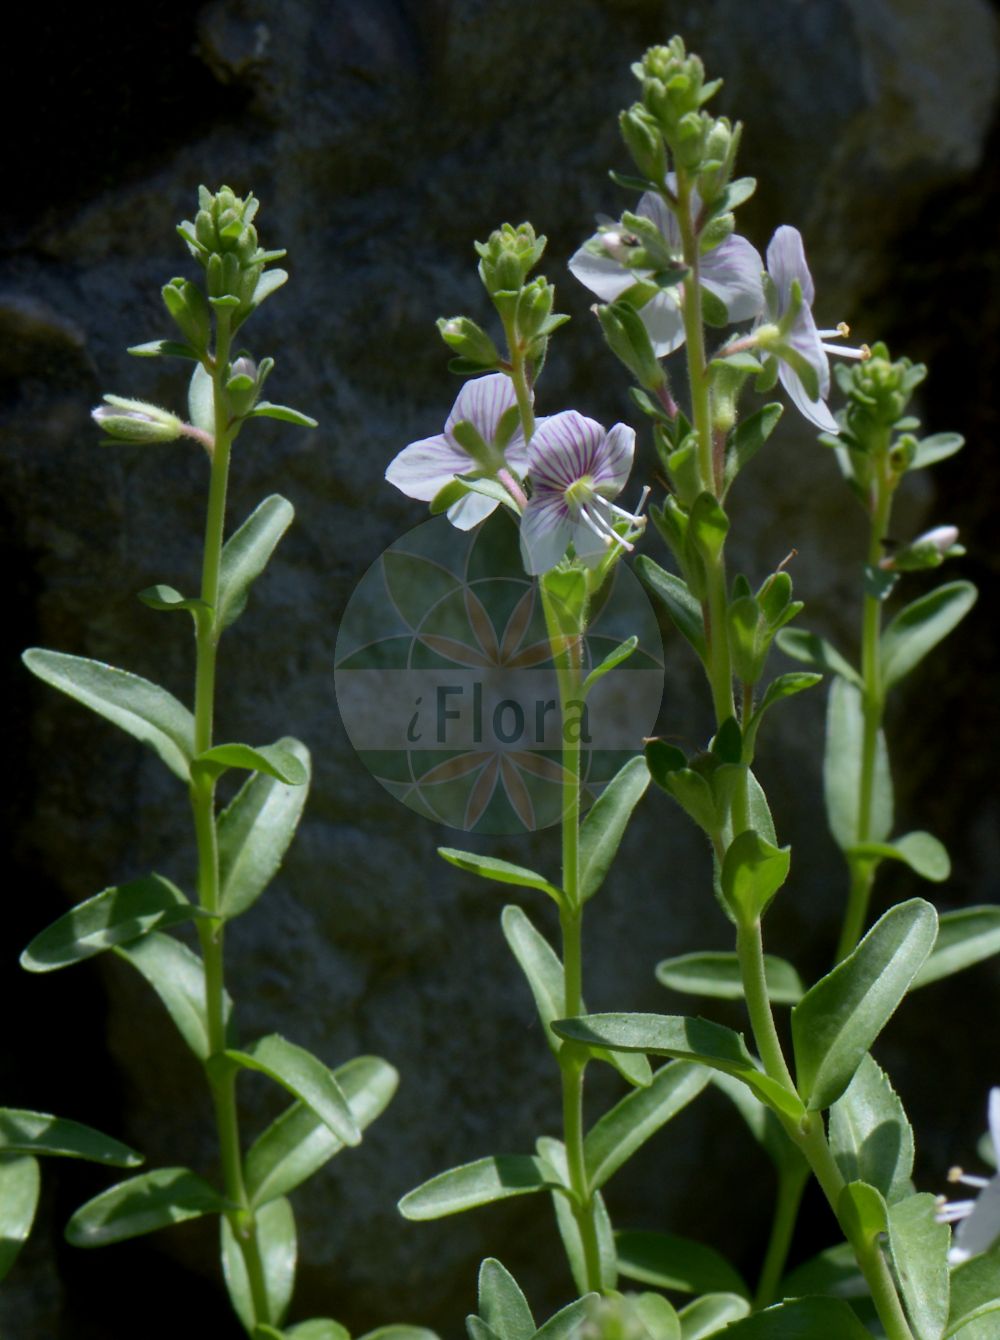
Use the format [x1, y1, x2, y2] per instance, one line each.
[656, 951, 803, 1004]
[22, 649, 194, 782]
[578, 756, 649, 903]
[397, 1154, 561, 1220]
[582, 637, 638, 693]
[456, 475, 520, 513]
[723, 404, 783, 493]
[65, 1167, 229, 1246]
[137, 584, 210, 618]
[188, 361, 214, 434]
[115, 932, 233, 1060]
[128, 339, 199, 360]
[791, 899, 937, 1110]
[250, 401, 318, 428]
[829, 1053, 914, 1203]
[221, 1196, 296, 1333]
[439, 849, 562, 905]
[677, 1294, 751, 1338]
[220, 1035, 360, 1148]
[245, 1055, 398, 1207]
[886, 1192, 950, 1340]
[217, 738, 311, 920]
[880, 581, 977, 692]
[823, 678, 893, 850]
[615, 1229, 750, 1299]
[429, 478, 470, 514]
[191, 741, 308, 787]
[847, 831, 950, 883]
[721, 830, 791, 923]
[584, 1061, 708, 1190]
[551, 1013, 803, 1120]
[21, 874, 194, 972]
[910, 431, 964, 469]
[911, 906, 1000, 988]
[217, 494, 295, 632]
[0, 1110, 142, 1167]
[721, 1296, 874, 1337]
[774, 628, 862, 687]
[476, 1257, 534, 1340]
[0, 1155, 40, 1282]
[636, 558, 706, 661]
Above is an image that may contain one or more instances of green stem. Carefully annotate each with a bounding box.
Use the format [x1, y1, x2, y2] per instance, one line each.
[736, 919, 795, 1092]
[509, 343, 535, 442]
[753, 1157, 808, 1309]
[189, 314, 271, 1329]
[837, 471, 894, 960]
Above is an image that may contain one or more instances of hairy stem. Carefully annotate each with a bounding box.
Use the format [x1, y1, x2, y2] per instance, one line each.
[191, 313, 271, 1327]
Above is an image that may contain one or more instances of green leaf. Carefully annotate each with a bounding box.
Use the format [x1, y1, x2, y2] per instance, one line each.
[829, 1053, 914, 1204]
[477, 1257, 534, 1340]
[537, 1137, 617, 1294]
[192, 741, 308, 786]
[582, 637, 638, 693]
[744, 673, 822, 751]
[533, 1297, 600, 1340]
[22, 649, 194, 781]
[711, 1073, 801, 1174]
[281, 1323, 350, 1340]
[467, 1319, 502, 1340]
[775, 628, 861, 687]
[551, 1014, 803, 1120]
[723, 404, 783, 492]
[0, 1110, 141, 1168]
[66, 1167, 227, 1246]
[359, 1330, 439, 1340]
[644, 744, 719, 838]
[224, 1035, 360, 1147]
[848, 831, 950, 883]
[779, 1240, 866, 1302]
[439, 850, 562, 904]
[21, 874, 194, 972]
[217, 495, 295, 632]
[137, 584, 209, 616]
[686, 493, 729, 567]
[218, 738, 311, 919]
[656, 952, 803, 1004]
[881, 582, 977, 691]
[249, 269, 289, 314]
[948, 1243, 1000, 1338]
[721, 1297, 874, 1337]
[791, 899, 938, 1109]
[633, 1294, 682, 1340]
[397, 1155, 558, 1220]
[578, 756, 650, 903]
[911, 432, 964, 469]
[887, 1192, 950, 1340]
[251, 401, 318, 428]
[584, 1061, 709, 1189]
[0, 1155, 40, 1282]
[188, 361, 214, 434]
[823, 678, 893, 849]
[115, 932, 232, 1061]
[245, 1055, 398, 1207]
[128, 339, 198, 360]
[912, 907, 1000, 989]
[636, 558, 706, 660]
[678, 1294, 751, 1338]
[615, 1230, 749, 1299]
[720, 830, 790, 923]
[222, 1196, 296, 1332]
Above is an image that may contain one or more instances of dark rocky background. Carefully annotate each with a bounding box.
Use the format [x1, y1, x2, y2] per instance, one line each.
[2, 1, 999, 1334]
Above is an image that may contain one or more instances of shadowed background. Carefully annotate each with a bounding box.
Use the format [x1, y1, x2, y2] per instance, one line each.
[2, 0, 999, 1334]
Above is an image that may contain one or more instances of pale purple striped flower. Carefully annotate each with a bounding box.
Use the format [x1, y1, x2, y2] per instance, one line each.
[386, 374, 529, 530]
[937, 1088, 1000, 1264]
[569, 185, 764, 356]
[761, 226, 867, 433]
[520, 411, 644, 575]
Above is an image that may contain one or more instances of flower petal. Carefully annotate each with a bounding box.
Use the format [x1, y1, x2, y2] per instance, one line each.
[637, 190, 682, 253]
[988, 1088, 1000, 1160]
[568, 239, 635, 303]
[447, 489, 499, 530]
[446, 373, 517, 447]
[592, 423, 635, 498]
[520, 493, 574, 575]
[766, 225, 816, 312]
[952, 1175, 1000, 1263]
[702, 233, 765, 324]
[777, 359, 838, 433]
[385, 434, 472, 501]
[526, 411, 605, 490]
[638, 289, 686, 356]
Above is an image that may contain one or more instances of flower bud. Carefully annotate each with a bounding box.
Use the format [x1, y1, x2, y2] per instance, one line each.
[92, 396, 184, 444]
[225, 357, 259, 416]
[161, 277, 212, 352]
[474, 222, 546, 297]
[597, 300, 665, 392]
[618, 104, 667, 183]
[880, 525, 961, 572]
[436, 315, 500, 369]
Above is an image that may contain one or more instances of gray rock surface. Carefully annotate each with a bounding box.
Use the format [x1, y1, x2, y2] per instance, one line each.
[2, 0, 998, 1333]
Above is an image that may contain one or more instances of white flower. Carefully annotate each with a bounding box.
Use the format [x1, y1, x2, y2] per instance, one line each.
[937, 1088, 1000, 1264]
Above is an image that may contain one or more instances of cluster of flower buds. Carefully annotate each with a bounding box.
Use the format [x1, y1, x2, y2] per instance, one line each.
[178, 185, 288, 333]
